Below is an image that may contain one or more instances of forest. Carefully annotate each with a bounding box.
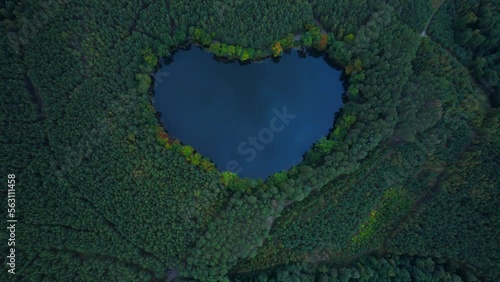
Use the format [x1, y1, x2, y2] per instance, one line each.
[1, 0, 498, 281]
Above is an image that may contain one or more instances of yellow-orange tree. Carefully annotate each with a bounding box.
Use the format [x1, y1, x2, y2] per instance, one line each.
[271, 41, 283, 57]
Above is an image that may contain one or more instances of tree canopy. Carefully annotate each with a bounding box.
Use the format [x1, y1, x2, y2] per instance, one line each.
[1, 0, 498, 281]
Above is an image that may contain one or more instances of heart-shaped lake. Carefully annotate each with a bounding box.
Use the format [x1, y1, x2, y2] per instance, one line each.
[154, 47, 343, 179]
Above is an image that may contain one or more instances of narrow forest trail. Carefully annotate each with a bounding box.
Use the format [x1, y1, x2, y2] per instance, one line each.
[314, 18, 328, 34]
[293, 18, 328, 42]
[420, 0, 496, 96]
[421, 0, 446, 36]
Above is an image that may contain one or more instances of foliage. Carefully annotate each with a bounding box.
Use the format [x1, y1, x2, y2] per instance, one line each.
[1, 0, 498, 281]
[270, 41, 283, 57]
[351, 188, 414, 247]
[231, 254, 481, 281]
[428, 0, 499, 94]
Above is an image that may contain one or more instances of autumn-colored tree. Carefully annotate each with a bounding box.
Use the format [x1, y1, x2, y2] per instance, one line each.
[317, 34, 329, 49]
[271, 41, 283, 57]
[200, 159, 216, 171]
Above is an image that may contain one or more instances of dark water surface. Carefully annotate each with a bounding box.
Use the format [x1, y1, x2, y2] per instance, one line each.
[154, 47, 343, 179]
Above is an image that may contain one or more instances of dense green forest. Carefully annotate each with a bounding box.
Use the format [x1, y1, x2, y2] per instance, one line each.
[1, 0, 498, 281]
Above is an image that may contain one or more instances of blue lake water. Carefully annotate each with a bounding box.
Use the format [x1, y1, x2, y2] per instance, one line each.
[154, 47, 343, 179]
